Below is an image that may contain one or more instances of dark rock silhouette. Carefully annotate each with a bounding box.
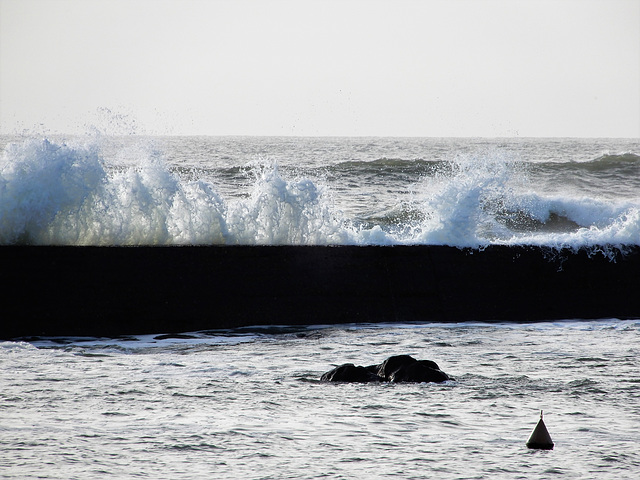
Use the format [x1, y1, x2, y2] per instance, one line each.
[321, 355, 451, 383]
[375, 355, 444, 380]
[320, 363, 383, 382]
[388, 360, 450, 383]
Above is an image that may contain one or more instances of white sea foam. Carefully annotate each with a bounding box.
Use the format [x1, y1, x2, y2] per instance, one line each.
[1, 137, 638, 248]
[224, 164, 352, 245]
[0, 138, 105, 244]
[406, 149, 640, 249]
[0, 138, 353, 245]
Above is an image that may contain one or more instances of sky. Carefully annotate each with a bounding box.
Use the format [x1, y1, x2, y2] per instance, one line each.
[1, 0, 639, 137]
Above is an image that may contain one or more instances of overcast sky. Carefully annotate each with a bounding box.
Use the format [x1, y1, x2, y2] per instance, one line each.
[1, 0, 638, 137]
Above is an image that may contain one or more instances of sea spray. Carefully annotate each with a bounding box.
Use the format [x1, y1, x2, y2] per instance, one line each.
[0, 138, 105, 244]
[412, 150, 529, 246]
[0, 138, 354, 245]
[410, 149, 640, 250]
[225, 163, 353, 245]
[1, 136, 639, 249]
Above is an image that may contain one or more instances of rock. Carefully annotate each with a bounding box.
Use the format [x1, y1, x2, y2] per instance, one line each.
[321, 355, 451, 383]
[388, 360, 450, 383]
[320, 363, 382, 383]
[376, 355, 416, 380]
[364, 364, 380, 375]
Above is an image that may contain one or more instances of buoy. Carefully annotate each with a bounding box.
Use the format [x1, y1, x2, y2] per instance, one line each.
[526, 410, 554, 450]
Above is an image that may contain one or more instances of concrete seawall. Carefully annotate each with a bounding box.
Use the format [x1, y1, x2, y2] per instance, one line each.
[1, 245, 638, 339]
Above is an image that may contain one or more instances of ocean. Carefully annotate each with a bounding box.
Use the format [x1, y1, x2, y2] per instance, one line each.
[1, 136, 639, 247]
[1, 136, 640, 479]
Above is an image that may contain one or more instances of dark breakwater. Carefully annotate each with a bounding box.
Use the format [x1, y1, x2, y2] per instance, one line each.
[1, 245, 639, 339]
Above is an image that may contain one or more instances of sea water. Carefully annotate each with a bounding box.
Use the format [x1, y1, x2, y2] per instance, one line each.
[1, 136, 640, 478]
[2, 321, 640, 479]
[1, 136, 639, 247]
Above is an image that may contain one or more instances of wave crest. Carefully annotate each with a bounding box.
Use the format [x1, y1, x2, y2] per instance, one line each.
[0, 138, 353, 245]
[1, 138, 639, 248]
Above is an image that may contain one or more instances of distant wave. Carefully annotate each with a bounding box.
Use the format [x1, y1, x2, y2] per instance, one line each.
[591, 152, 640, 164]
[321, 158, 450, 180]
[531, 152, 640, 172]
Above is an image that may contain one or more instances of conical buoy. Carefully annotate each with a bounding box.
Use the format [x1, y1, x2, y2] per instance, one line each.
[526, 410, 554, 450]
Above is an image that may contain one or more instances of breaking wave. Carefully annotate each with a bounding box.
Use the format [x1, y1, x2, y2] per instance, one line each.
[1, 137, 639, 248]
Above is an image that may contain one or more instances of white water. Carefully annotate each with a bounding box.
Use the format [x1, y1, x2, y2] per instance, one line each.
[1, 135, 639, 248]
